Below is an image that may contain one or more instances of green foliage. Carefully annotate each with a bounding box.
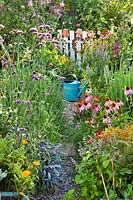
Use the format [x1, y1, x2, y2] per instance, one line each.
[62, 189, 75, 200]
[75, 0, 133, 30]
[75, 132, 133, 199]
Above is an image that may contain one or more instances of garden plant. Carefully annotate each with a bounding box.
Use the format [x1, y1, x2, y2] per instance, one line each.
[0, 0, 133, 199]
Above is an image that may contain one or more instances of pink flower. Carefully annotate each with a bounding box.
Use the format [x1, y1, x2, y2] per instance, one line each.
[105, 106, 112, 114]
[111, 102, 119, 112]
[39, 0, 50, 4]
[60, 2, 65, 8]
[79, 104, 85, 112]
[28, 1, 33, 7]
[104, 98, 112, 107]
[87, 30, 95, 39]
[85, 96, 92, 102]
[103, 116, 111, 124]
[0, 5, 5, 9]
[93, 104, 100, 113]
[75, 24, 80, 28]
[39, 0, 45, 4]
[124, 86, 133, 95]
[116, 98, 124, 107]
[90, 118, 95, 124]
[113, 43, 121, 54]
[85, 102, 91, 110]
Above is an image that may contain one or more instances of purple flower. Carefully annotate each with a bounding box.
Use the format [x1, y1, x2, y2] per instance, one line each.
[17, 127, 26, 131]
[47, 85, 51, 90]
[26, 100, 32, 106]
[45, 93, 50, 97]
[38, 24, 44, 30]
[45, 33, 52, 39]
[29, 27, 38, 33]
[37, 33, 46, 39]
[15, 100, 24, 104]
[113, 43, 121, 54]
[59, 76, 65, 81]
[50, 6, 61, 14]
[75, 123, 80, 129]
[32, 75, 42, 80]
[28, 1, 33, 7]
[45, 24, 51, 29]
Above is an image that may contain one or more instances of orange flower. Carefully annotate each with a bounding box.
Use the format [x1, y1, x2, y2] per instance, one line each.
[22, 170, 30, 177]
[22, 140, 28, 145]
[33, 161, 40, 166]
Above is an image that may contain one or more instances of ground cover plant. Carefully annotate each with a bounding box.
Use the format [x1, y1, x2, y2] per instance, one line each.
[0, 0, 133, 199]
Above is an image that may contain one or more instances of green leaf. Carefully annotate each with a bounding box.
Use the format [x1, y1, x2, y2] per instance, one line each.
[75, 175, 84, 184]
[120, 168, 132, 175]
[128, 184, 132, 192]
[67, 189, 75, 195]
[81, 186, 87, 196]
[103, 160, 110, 168]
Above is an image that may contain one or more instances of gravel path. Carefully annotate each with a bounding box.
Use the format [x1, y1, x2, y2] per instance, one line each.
[34, 157, 78, 200]
[33, 102, 79, 200]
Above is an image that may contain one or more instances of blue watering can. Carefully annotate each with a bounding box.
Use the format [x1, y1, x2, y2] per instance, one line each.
[62, 74, 89, 102]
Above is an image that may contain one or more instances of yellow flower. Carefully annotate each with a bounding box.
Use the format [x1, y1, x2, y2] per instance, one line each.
[21, 140, 28, 145]
[33, 161, 40, 166]
[0, 135, 2, 138]
[22, 170, 31, 177]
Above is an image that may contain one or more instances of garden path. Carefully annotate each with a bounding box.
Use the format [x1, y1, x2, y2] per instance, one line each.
[34, 101, 79, 200]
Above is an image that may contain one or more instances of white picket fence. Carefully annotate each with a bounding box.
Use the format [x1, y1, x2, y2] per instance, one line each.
[57, 29, 88, 65]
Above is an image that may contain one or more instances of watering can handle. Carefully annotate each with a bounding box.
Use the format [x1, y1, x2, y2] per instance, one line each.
[65, 74, 78, 82]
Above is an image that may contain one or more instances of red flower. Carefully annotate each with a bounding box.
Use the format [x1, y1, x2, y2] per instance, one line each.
[95, 129, 103, 136]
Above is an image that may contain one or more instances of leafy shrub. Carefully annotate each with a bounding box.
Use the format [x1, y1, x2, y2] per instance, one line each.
[75, 0, 132, 30]
[75, 125, 133, 199]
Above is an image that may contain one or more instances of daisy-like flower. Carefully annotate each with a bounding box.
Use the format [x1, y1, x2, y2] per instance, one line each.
[116, 98, 124, 107]
[22, 140, 28, 145]
[33, 161, 40, 166]
[103, 115, 111, 124]
[22, 170, 31, 177]
[111, 102, 119, 112]
[93, 104, 100, 113]
[85, 102, 91, 110]
[124, 86, 133, 95]
[106, 105, 112, 114]
[79, 104, 85, 112]
[85, 95, 92, 102]
[104, 97, 112, 107]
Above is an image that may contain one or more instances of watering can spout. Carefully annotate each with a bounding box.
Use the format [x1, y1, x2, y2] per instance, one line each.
[78, 83, 89, 98]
